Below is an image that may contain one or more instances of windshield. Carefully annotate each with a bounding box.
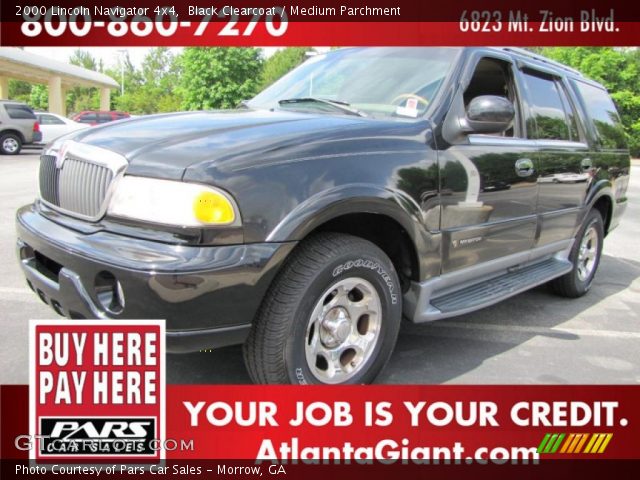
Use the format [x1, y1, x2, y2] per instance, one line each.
[248, 47, 461, 120]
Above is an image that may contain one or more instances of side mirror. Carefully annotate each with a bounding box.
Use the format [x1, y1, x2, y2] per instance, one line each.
[464, 95, 515, 134]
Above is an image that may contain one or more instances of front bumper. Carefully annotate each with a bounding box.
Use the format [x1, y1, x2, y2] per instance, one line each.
[16, 204, 296, 352]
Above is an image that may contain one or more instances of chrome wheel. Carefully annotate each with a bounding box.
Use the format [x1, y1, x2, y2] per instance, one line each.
[2, 137, 19, 153]
[304, 277, 382, 384]
[577, 224, 599, 281]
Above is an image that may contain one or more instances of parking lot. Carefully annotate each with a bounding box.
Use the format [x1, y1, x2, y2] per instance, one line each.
[1, 152, 639, 385]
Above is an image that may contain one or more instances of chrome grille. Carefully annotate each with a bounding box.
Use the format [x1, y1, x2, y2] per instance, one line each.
[58, 157, 114, 217]
[39, 155, 59, 205]
[38, 142, 125, 220]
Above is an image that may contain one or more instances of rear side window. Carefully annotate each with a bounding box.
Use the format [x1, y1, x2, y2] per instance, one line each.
[38, 114, 65, 125]
[78, 113, 96, 122]
[98, 113, 112, 123]
[575, 81, 627, 149]
[522, 71, 575, 141]
[4, 104, 36, 120]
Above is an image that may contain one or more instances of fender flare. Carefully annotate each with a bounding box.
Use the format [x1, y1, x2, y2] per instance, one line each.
[0, 129, 26, 143]
[585, 178, 613, 208]
[265, 183, 425, 247]
[583, 179, 615, 232]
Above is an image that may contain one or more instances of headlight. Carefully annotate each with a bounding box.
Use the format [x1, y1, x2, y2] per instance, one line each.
[108, 176, 240, 227]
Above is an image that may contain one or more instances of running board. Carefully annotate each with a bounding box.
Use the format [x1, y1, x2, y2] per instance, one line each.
[414, 258, 572, 322]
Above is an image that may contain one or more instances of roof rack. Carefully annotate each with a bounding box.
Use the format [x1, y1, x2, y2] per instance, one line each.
[500, 47, 583, 76]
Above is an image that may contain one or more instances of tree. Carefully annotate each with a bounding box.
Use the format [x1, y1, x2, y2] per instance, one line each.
[67, 49, 102, 113]
[29, 84, 48, 111]
[69, 48, 101, 71]
[140, 47, 182, 112]
[113, 48, 182, 114]
[260, 47, 310, 89]
[8, 80, 31, 104]
[178, 47, 263, 110]
[539, 47, 640, 156]
[104, 51, 143, 112]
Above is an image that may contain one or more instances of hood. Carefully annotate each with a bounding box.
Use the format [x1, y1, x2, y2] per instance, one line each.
[70, 109, 413, 180]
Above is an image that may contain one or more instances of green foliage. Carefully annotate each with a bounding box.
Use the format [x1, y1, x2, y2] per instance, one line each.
[69, 49, 100, 71]
[260, 48, 310, 89]
[8, 80, 31, 104]
[67, 49, 102, 114]
[104, 51, 142, 111]
[179, 47, 263, 110]
[540, 47, 640, 156]
[114, 48, 183, 114]
[29, 84, 48, 111]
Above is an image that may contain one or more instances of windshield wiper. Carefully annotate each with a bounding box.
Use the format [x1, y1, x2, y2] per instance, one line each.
[278, 97, 366, 117]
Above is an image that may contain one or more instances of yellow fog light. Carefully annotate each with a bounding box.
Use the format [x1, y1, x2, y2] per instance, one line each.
[193, 191, 236, 224]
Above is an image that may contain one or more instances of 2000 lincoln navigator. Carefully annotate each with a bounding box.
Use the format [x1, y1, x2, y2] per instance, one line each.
[16, 47, 630, 384]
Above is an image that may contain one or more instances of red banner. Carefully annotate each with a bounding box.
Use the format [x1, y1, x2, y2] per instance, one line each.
[1, 1, 640, 46]
[3, 22, 639, 47]
[4, 384, 640, 462]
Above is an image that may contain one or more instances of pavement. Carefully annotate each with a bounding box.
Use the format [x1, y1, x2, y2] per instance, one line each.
[1, 151, 639, 385]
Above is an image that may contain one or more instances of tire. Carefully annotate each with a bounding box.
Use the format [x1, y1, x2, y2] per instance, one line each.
[243, 232, 402, 385]
[548, 209, 604, 298]
[0, 133, 22, 155]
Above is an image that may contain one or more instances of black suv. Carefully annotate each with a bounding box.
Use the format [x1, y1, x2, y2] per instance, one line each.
[16, 47, 630, 384]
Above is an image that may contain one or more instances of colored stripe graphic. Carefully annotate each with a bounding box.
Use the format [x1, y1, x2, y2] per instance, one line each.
[544, 434, 559, 453]
[574, 433, 589, 453]
[537, 433, 551, 453]
[566, 433, 587, 453]
[597, 434, 613, 453]
[559, 433, 575, 453]
[550, 433, 565, 453]
[539, 433, 613, 454]
[584, 434, 599, 453]
[567, 433, 581, 453]
[537, 433, 565, 453]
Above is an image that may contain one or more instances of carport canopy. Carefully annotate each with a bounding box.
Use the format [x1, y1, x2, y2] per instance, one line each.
[0, 47, 118, 115]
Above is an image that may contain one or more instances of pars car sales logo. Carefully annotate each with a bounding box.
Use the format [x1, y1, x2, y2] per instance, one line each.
[29, 320, 165, 461]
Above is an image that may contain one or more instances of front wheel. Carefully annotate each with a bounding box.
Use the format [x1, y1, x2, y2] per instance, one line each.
[243, 233, 402, 384]
[549, 209, 604, 298]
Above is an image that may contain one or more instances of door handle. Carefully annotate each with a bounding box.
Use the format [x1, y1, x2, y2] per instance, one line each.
[515, 158, 535, 177]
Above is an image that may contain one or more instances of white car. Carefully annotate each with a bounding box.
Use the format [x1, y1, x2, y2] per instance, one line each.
[35, 112, 90, 144]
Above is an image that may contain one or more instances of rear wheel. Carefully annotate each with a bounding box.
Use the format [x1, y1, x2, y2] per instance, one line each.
[549, 209, 604, 298]
[243, 232, 402, 384]
[0, 133, 22, 155]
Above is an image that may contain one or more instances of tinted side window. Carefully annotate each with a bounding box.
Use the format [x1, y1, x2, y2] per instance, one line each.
[575, 81, 627, 149]
[4, 104, 36, 120]
[556, 83, 580, 141]
[38, 114, 65, 125]
[98, 113, 112, 123]
[78, 113, 97, 123]
[522, 72, 571, 141]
